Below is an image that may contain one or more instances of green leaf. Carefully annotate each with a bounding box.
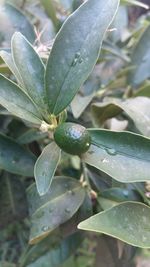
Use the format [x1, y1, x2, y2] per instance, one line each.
[17, 129, 47, 144]
[45, 0, 119, 115]
[27, 177, 85, 244]
[34, 142, 61, 196]
[102, 40, 130, 62]
[0, 174, 27, 228]
[0, 134, 36, 176]
[101, 188, 140, 203]
[71, 73, 99, 118]
[0, 262, 16, 267]
[0, 74, 42, 125]
[0, 51, 24, 87]
[134, 83, 150, 97]
[20, 197, 88, 266]
[99, 188, 141, 210]
[72, 0, 84, 11]
[82, 129, 150, 183]
[71, 93, 94, 119]
[40, 0, 59, 29]
[26, 233, 82, 267]
[0, 63, 11, 74]
[91, 101, 121, 127]
[109, 6, 129, 44]
[128, 24, 150, 86]
[12, 32, 48, 118]
[78, 202, 150, 248]
[0, 3, 35, 46]
[59, 193, 93, 238]
[91, 97, 150, 137]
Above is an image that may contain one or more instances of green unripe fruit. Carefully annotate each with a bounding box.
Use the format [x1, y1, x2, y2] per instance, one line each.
[54, 122, 91, 155]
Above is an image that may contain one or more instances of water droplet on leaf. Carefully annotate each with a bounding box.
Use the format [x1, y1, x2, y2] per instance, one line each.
[123, 190, 129, 198]
[102, 158, 109, 163]
[42, 225, 50, 232]
[75, 52, 81, 59]
[65, 208, 71, 213]
[105, 148, 117, 156]
[72, 58, 78, 66]
[72, 52, 83, 66]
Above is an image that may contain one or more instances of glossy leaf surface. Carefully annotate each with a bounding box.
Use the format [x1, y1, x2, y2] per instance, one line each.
[40, 0, 59, 29]
[17, 129, 47, 144]
[78, 202, 150, 248]
[21, 196, 89, 266]
[27, 177, 85, 244]
[12, 33, 47, 117]
[0, 51, 24, 86]
[0, 74, 42, 124]
[91, 97, 150, 137]
[0, 134, 36, 176]
[128, 24, 150, 86]
[99, 188, 140, 210]
[26, 233, 82, 267]
[82, 129, 150, 183]
[34, 142, 61, 196]
[0, 3, 35, 46]
[45, 0, 119, 115]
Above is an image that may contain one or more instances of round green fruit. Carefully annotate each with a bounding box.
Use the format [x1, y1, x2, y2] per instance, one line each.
[54, 122, 91, 155]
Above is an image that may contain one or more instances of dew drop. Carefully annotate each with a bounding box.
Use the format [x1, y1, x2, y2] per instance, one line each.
[65, 208, 71, 213]
[42, 225, 50, 232]
[123, 190, 129, 198]
[12, 156, 19, 164]
[71, 58, 78, 66]
[12, 157, 19, 164]
[102, 158, 109, 163]
[105, 148, 117, 156]
[71, 52, 83, 66]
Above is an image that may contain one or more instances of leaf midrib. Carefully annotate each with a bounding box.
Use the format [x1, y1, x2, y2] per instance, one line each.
[49, 0, 113, 114]
[0, 95, 42, 123]
[31, 185, 83, 217]
[91, 141, 150, 163]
